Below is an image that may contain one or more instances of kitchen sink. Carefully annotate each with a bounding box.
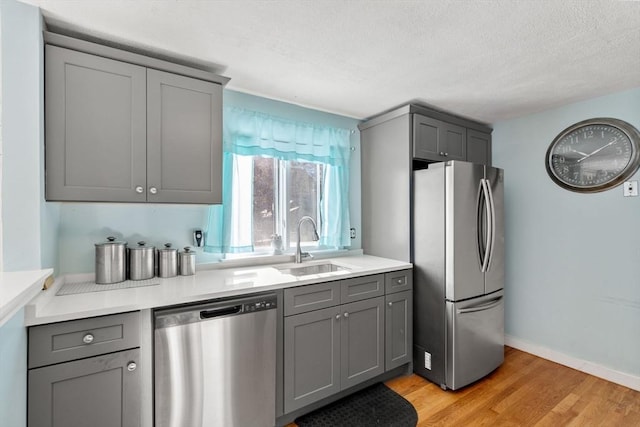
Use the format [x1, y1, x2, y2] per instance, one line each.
[276, 262, 349, 277]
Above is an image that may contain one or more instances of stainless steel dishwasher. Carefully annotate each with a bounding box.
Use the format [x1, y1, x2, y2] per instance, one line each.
[154, 293, 277, 427]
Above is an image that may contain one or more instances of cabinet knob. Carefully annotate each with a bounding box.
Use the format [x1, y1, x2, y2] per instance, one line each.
[82, 333, 94, 344]
[335, 314, 341, 320]
[444, 152, 449, 157]
[388, 302, 393, 307]
[396, 278, 404, 284]
[127, 362, 137, 372]
[135, 186, 144, 194]
[343, 312, 349, 318]
[149, 187, 158, 195]
[439, 151, 444, 156]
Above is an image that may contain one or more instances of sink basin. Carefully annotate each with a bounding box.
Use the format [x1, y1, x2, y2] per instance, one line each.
[277, 262, 348, 277]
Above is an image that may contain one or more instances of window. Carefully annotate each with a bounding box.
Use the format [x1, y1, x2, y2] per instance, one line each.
[204, 107, 352, 255]
[252, 157, 324, 251]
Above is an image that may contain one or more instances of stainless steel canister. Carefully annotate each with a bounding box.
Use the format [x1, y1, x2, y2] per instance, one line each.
[157, 243, 178, 278]
[95, 236, 127, 284]
[179, 247, 196, 276]
[128, 241, 155, 280]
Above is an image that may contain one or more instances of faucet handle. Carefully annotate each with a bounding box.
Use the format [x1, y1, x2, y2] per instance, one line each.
[302, 252, 314, 260]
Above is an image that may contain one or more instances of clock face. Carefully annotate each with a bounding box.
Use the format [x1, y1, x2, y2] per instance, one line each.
[546, 118, 640, 193]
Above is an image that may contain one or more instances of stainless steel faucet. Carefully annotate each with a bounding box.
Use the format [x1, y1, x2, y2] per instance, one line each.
[295, 216, 320, 263]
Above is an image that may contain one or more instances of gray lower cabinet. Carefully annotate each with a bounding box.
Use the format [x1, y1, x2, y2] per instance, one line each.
[385, 290, 413, 371]
[283, 306, 341, 413]
[45, 44, 223, 204]
[283, 297, 384, 414]
[340, 297, 385, 389]
[28, 312, 141, 427]
[282, 274, 405, 415]
[28, 348, 141, 427]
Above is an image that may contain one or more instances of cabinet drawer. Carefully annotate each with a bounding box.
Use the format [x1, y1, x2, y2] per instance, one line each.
[341, 274, 384, 304]
[284, 281, 341, 316]
[29, 311, 140, 369]
[385, 269, 413, 294]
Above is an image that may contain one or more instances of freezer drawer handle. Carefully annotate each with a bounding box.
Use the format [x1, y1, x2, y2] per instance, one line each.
[457, 296, 503, 314]
[200, 305, 242, 319]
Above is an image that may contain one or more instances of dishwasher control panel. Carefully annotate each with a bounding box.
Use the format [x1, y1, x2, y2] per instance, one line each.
[243, 297, 277, 313]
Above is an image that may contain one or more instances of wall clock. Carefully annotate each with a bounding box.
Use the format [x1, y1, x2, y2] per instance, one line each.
[545, 118, 640, 193]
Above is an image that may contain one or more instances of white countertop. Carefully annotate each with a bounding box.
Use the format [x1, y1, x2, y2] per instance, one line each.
[24, 255, 411, 326]
[0, 269, 54, 327]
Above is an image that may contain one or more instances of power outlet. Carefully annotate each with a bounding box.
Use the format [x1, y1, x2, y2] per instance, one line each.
[350, 228, 356, 239]
[424, 351, 432, 370]
[623, 181, 638, 197]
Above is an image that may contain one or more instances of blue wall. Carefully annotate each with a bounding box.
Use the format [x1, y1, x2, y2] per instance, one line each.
[0, 2, 49, 426]
[493, 87, 640, 378]
[0, 309, 28, 427]
[56, 90, 361, 274]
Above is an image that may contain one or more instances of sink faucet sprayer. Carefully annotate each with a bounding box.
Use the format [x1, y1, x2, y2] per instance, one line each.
[295, 216, 320, 263]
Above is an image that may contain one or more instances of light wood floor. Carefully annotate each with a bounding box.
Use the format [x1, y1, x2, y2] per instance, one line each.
[385, 347, 640, 426]
[288, 346, 640, 426]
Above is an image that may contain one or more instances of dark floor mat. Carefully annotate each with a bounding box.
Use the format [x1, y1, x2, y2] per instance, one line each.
[295, 383, 418, 427]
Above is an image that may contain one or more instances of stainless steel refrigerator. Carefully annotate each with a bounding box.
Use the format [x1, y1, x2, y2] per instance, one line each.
[413, 161, 504, 390]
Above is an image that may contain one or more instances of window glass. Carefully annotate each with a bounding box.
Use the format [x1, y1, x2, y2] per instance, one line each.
[252, 156, 276, 249]
[286, 161, 324, 249]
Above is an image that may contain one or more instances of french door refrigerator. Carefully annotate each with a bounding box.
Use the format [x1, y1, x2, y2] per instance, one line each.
[413, 161, 504, 390]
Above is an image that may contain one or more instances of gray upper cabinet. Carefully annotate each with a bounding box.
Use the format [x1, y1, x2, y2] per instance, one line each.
[45, 45, 147, 202]
[45, 43, 224, 204]
[146, 69, 222, 203]
[413, 115, 466, 162]
[466, 129, 492, 166]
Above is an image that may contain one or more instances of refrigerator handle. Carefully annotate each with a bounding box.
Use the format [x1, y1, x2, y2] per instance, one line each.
[485, 178, 496, 271]
[480, 179, 493, 273]
[457, 296, 503, 314]
[476, 179, 487, 270]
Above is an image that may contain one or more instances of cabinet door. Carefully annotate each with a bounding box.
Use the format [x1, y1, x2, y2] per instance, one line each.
[440, 121, 466, 161]
[28, 348, 140, 427]
[284, 306, 341, 413]
[385, 291, 413, 371]
[413, 115, 442, 161]
[340, 297, 384, 390]
[45, 45, 147, 202]
[467, 129, 492, 166]
[147, 69, 223, 204]
[413, 115, 466, 162]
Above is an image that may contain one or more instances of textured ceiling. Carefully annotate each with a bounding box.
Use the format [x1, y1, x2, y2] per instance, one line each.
[19, 0, 640, 124]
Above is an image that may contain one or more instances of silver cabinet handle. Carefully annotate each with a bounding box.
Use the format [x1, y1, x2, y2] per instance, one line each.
[388, 302, 393, 307]
[127, 362, 137, 372]
[335, 314, 341, 320]
[439, 151, 444, 156]
[396, 278, 404, 285]
[444, 152, 449, 157]
[149, 187, 158, 195]
[343, 312, 349, 318]
[82, 333, 94, 344]
[135, 186, 144, 194]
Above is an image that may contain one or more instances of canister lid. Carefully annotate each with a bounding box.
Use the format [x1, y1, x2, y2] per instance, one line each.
[129, 241, 155, 251]
[181, 246, 194, 254]
[95, 236, 127, 247]
[157, 243, 177, 253]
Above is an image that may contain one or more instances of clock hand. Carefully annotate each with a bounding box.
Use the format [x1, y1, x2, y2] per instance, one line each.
[576, 138, 618, 163]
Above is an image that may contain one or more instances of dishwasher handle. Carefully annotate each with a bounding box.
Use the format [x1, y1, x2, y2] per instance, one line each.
[200, 305, 242, 319]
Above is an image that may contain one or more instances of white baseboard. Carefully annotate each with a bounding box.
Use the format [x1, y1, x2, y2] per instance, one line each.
[505, 335, 640, 392]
